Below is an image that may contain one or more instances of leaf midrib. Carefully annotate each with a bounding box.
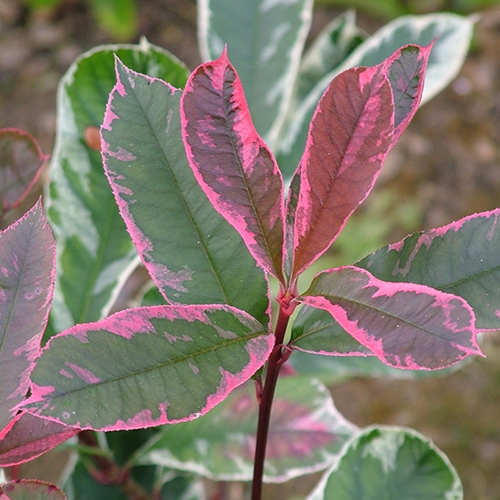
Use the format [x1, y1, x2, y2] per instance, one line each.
[38, 329, 267, 400]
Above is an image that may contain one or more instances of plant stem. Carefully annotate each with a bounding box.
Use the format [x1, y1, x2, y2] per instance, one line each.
[78, 431, 153, 500]
[251, 305, 291, 500]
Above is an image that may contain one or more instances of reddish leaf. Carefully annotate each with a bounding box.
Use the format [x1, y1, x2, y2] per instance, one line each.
[0, 200, 56, 433]
[287, 64, 394, 279]
[0, 129, 48, 217]
[385, 43, 433, 141]
[0, 413, 78, 467]
[287, 44, 432, 280]
[181, 48, 285, 282]
[300, 266, 482, 370]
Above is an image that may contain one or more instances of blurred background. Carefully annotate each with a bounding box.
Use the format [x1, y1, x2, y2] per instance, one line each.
[2, 0, 500, 498]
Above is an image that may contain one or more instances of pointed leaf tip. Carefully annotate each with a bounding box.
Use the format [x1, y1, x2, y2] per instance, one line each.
[287, 63, 394, 279]
[181, 52, 286, 282]
[287, 43, 432, 280]
[101, 61, 269, 324]
[384, 42, 433, 141]
[300, 266, 482, 370]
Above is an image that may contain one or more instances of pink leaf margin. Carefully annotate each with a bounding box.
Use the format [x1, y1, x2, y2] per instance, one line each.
[101, 57, 183, 305]
[300, 266, 483, 370]
[180, 48, 286, 283]
[287, 64, 394, 281]
[385, 42, 434, 143]
[287, 43, 433, 282]
[0, 199, 56, 435]
[0, 412, 78, 467]
[20, 305, 274, 431]
[0, 479, 66, 499]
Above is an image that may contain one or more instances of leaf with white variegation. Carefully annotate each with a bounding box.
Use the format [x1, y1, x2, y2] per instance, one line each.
[101, 59, 269, 326]
[198, 0, 313, 147]
[299, 266, 482, 370]
[45, 40, 189, 337]
[133, 377, 357, 482]
[296, 10, 365, 105]
[0, 201, 55, 434]
[181, 49, 285, 282]
[307, 426, 463, 500]
[22, 305, 272, 430]
[357, 209, 500, 331]
[0, 129, 48, 218]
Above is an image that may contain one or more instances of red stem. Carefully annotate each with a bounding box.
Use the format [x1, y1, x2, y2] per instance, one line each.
[251, 304, 292, 500]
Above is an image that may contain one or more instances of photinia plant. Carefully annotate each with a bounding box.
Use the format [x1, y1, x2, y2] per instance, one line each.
[0, 128, 48, 220]
[1, 4, 495, 500]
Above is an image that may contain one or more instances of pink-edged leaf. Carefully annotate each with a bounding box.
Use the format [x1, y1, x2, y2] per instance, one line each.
[0, 200, 56, 433]
[0, 412, 78, 467]
[0, 479, 66, 500]
[181, 48, 285, 282]
[290, 304, 372, 356]
[385, 43, 433, 141]
[21, 305, 272, 431]
[0, 129, 48, 217]
[358, 209, 500, 331]
[135, 377, 357, 482]
[287, 63, 394, 279]
[287, 44, 432, 280]
[101, 59, 269, 326]
[299, 266, 482, 370]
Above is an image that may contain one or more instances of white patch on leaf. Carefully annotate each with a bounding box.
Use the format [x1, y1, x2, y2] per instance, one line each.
[361, 431, 403, 473]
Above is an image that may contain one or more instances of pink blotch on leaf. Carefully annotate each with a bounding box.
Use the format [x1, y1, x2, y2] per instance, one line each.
[65, 363, 102, 384]
[202, 335, 274, 413]
[196, 117, 219, 148]
[214, 325, 238, 339]
[105, 146, 137, 162]
[8, 336, 44, 400]
[153, 264, 194, 295]
[163, 331, 193, 344]
[21, 383, 55, 405]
